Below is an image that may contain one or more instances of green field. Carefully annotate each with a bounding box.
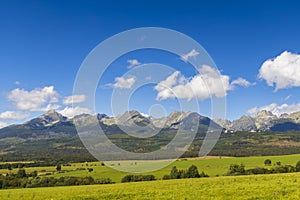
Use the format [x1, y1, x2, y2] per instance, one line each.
[1, 154, 300, 199]
[1, 154, 300, 183]
[1, 172, 300, 199]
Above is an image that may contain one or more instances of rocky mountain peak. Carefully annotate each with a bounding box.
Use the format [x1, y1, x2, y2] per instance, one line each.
[25, 110, 67, 128]
[255, 110, 276, 118]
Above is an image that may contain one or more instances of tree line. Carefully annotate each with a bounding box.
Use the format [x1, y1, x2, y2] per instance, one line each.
[226, 159, 300, 176]
[121, 165, 209, 183]
[0, 169, 112, 189]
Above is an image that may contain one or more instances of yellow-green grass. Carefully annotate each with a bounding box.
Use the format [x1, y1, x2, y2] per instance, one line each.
[1, 154, 300, 183]
[1, 172, 300, 199]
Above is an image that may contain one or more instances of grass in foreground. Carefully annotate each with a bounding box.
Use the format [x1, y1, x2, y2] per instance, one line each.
[0, 172, 300, 200]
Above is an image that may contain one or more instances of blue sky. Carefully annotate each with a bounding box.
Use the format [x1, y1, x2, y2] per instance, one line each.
[1, 0, 300, 127]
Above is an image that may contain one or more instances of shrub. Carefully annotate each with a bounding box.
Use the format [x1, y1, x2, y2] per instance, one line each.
[296, 160, 300, 172]
[162, 175, 171, 180]
[170, 166, 180, 179]
[95, 178, 113, 184]
[121, 174, 156, 183]
[271, 165, 296, 173]
[247, 167, 269, 175]
[185, 165, 200, 178]
[28, 171, 38, 177]
[165, 165, 208, 179]
[16, 169, 27, 178]
[227, 164, 246, 176]
[264, 159, 272, 166]
[56, 164, 61, 171]
[276, 161, 281, 166]
[199, 171, 209, 177]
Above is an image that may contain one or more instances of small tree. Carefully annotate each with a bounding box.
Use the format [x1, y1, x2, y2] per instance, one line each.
[56, 163, 62, 171]
[29, 170, 38, 177]
[185, 165, 200, 178]
[199, 171, 209, 177]
[227, 164, 246, 175]
[264, 159, 272, 166]
[16, 169, 27, 178]
[170, 166, 180, 179]
[276, 161, 281, 166]
[296, 160, 300, 172]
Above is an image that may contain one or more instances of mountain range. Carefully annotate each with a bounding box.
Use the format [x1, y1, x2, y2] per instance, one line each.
[1, 109, 300, 140]
[0, 109, 300, 162]
[214, 110, 300, 132]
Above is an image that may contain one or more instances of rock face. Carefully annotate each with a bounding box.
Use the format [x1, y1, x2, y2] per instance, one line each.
[287, 111, 300, 123]
[100, 110, 221, 132]
[25, 110, 67, 128]
[213, 119, 232, 130]
[213, 110, 300, 132]
[116, 110, 152, 127]
[254, 110, 278, 130]
[231, 115, 256, 131]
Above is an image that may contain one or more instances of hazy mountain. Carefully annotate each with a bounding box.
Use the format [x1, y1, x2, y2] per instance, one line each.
[231, 115, 256, 131]
[254, 110, 278, 130]
[213, 118, 232, 130]
[287, 111, 300, 123]
[213, 110, 300, 132]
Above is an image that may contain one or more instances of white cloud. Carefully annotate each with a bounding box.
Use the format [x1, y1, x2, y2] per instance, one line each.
[284, 95, 291, 101]
[181, 49, 199, 62]
[155, 66, 226, 100]
[106, 76, 136, 89]
[230, 77, 256, 90]
[63, 95, 87, 105]
[15, 81, 20, 85]
[258, 51, 300, 91]
[7, 86, 60, 111]
[155, 65, 251, 101]
[0, 111, 30, 120]
[58, 106, 93, 118]
[127, 59, 141, 68]
[230, 77, 253, 88]
[0, 121, 8, 128]
[248, 102, 300, 116]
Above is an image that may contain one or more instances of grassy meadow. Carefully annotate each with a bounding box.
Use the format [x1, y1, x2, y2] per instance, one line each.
[1, 172, 300, 199]
[1, 154, 300, 183]
[1, 154, 300, 199]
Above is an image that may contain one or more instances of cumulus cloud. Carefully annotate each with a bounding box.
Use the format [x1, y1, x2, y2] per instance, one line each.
[258, 51, 300, 91]
[63, 95, 87, 105]
[155, 65, 250, 101]
[248, 102, 300, 116]
[181, 49, 200, 62]
[58, 106, 93, 118]
[0, 111, 30, 120]
[106, 76, 136, 89]
[0, 121, 8, 128]
[127, 59, 141, 68]
[7, 86, 60, 111]
[230, 77, 253, 88]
